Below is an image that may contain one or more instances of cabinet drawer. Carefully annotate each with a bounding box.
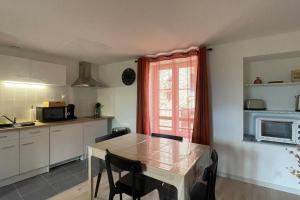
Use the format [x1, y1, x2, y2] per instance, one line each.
[0, 130, 19, 142]
[0, 139, 19, 180]
[20, 127, 49, 139]
[50, 126, 66, 133]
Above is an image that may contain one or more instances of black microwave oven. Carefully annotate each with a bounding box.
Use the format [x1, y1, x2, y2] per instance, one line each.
[36, 107, 66, 122]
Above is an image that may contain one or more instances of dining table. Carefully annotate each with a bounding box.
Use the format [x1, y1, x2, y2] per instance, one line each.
[88, 133, 211, 200]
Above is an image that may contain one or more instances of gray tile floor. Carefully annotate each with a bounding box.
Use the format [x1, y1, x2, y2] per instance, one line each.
[0, 158, 100, 200]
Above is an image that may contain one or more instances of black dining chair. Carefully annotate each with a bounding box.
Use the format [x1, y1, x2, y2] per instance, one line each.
[105, 149, 162, 200]
[151, 133, 183, 142]
[94, 131, 129, 198]
[190, 149, 218, 200]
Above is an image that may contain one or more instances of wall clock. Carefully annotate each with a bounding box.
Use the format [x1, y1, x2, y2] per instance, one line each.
[122, 68, 136, 85]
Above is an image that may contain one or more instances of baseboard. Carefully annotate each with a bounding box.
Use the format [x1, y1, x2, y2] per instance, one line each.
[50, 156, 82, 168]
[218, 172, 300, 196]
[0, 166, 49, 187]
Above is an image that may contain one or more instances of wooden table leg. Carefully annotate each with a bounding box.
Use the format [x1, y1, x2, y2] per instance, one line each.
[88, 147, 94, 200]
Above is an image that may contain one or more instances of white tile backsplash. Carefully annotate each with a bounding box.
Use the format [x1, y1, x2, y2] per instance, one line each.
[0, 85, 67, 122]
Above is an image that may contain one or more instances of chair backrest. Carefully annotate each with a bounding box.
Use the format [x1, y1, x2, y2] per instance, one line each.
[151, 133, 183, 142]
[202, 149, 218, 200]
[95, 131, 129, 143]
[95, 134, 116, 143]
[105, 149, 142, 199]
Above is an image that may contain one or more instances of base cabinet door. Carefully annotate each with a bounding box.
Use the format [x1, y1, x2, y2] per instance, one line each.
[50, 124, 83, 165]
[83, 120, 108, 157]
[0, 138, 19, 180]
[20, 128, 49, 174]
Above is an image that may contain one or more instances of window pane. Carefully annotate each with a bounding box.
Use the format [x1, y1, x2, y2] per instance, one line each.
[159, 109, 172, 117]
[179, 120, 193, 130]
[159, 90, 172, 110]
[160, 126, 172, 131]
[179, 67, 189, 89]
[159, 69, 172, 89]
[159, 119, 172, 127]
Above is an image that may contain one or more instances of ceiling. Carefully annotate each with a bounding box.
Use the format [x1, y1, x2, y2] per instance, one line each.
[0, 0, 300, 64]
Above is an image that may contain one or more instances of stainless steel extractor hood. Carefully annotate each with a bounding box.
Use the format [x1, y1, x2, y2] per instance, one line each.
[72, 61, 106, 87]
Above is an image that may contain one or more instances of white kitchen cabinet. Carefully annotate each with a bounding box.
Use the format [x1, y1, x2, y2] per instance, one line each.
[83, 120, 108, 157]
[50, 124, 83, 165]
[0, 131, 19, 180]
[0, 54, 66, 85]
[20, 128, 49, 174]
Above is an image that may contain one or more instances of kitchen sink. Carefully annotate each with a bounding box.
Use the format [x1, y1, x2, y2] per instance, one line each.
[0, 124, 14, 129]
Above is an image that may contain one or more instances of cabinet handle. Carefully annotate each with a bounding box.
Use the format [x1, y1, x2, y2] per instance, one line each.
[52, 130, 63, 133]
[0, 135, 8, 139]
[1, 145, 15, 150]
[29, 131, 41, 135]
[22, 142, 34, 146]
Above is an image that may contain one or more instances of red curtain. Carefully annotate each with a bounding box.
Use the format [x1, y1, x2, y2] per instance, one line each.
[192, 47, 211, 145]
[136, 57, 151, 134]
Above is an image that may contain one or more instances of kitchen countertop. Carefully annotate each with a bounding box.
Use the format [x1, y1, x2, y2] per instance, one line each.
[0, 116, 114, 132]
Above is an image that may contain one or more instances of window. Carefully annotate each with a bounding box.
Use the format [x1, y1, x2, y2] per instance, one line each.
[149, 55, 198, 139]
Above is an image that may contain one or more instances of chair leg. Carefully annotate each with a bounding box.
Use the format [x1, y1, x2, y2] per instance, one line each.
[94, 172, 102, 198]
[109, 192, 115, 200]
[120, 193, 123, 200]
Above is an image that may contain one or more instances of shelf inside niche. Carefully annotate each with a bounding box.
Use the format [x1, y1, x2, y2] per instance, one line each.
[244, 110, 300, 114]
[244, 82, 300, 87]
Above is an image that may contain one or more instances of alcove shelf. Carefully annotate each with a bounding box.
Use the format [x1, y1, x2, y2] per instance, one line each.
[244, 82, 300, 87]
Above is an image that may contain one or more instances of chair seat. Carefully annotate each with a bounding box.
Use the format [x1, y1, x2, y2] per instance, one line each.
[190, 182, 207, 200]
[116, 173, 162, 197]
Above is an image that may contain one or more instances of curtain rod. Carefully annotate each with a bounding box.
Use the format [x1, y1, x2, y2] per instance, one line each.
[134, 48, 213, 63]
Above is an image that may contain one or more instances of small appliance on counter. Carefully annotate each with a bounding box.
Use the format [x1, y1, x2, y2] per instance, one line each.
[36, 106, 66, 122]
[94, 102, 103, 118]
[244, 99, 266, 110]
[66, 104, 77, 120]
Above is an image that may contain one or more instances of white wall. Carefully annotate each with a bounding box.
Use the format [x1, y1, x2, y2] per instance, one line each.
[0, 46, 99, 120]
[97, 60, 137, 132]
[209, 30, 300, 194]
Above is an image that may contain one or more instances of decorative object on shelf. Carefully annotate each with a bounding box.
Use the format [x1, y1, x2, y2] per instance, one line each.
[122, 68, 136, 85]
[253, 77, 262, 84]
[286, 146, 300, 184]
[291, 70, 300, 82]
[268, 81, 284, 84]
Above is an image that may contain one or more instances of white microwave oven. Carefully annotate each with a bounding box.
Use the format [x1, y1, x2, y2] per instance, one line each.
[256, 117, 300, 144]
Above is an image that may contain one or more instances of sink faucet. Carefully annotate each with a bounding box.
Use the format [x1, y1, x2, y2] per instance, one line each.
[0, 113, 16, 124]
